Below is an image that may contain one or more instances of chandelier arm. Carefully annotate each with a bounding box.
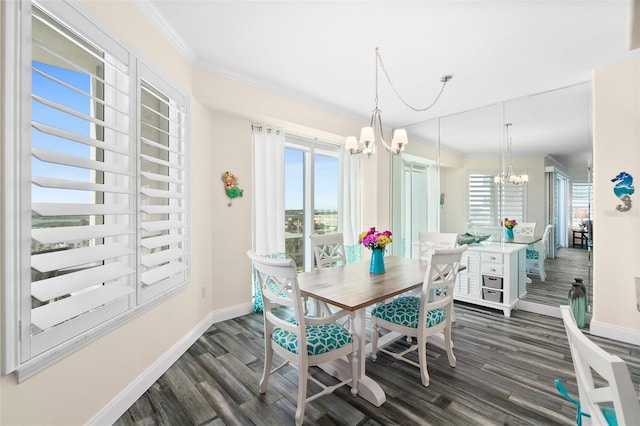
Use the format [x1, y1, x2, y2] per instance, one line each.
[376, 49, 451, 112]
[375, 109, 396, 154]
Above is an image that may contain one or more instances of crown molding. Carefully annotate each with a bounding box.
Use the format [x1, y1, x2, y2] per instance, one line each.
[132, 0, 198, 64]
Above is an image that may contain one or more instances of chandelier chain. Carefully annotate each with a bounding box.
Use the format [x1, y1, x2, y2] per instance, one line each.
[375, 48, 451, 113]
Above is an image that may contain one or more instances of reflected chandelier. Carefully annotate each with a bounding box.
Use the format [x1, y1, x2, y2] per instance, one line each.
[494, 123, 529, 185]
[345, 47, 452, 157]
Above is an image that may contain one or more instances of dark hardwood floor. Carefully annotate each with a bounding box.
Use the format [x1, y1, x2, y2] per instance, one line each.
[523, 247, 592, 309]
[115, 249, 639, 426]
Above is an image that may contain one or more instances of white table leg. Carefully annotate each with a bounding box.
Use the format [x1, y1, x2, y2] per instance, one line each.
[319, 308, 386, 406]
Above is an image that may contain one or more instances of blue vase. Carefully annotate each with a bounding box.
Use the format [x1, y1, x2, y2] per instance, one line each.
[370, 249, 385, 274]
[505, 228, 514, 240]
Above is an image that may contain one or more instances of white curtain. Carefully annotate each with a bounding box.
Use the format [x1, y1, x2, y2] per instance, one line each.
[341, 153, 361, 246]
[252, 126, 285, 255]
[427, 165, 440, 232]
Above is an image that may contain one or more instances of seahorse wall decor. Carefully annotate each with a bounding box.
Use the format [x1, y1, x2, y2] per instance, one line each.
[222, 171, 243, 206]
[611, 171, 634, 212]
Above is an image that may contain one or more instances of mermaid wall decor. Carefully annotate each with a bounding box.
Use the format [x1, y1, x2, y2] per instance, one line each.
[611, 171, 634, 212]
[222, 171, 243, 206]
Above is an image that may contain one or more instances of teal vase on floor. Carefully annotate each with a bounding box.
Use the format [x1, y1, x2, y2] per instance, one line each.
[568, 281, 587, 328]
[370, 249, 385, 274]
[505, 227, 514, 240]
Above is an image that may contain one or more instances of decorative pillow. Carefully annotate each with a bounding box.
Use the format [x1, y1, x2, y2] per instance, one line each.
[272, 318, 353, 355]
[371, 296, 446, 328]
[526, 249, 540, 259]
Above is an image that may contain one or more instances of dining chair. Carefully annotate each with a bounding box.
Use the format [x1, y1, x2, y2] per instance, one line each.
[413, 231, 458, 259]
[526, 224, 553, 282]
[309, 233, 347, 316]
[411, 231, 459, 322]
[310, 233, 347, 269]
[247, 250, 359, 426]
[514, 222, 536, 237]
[560, 305, 640, 425]
[370, 245, 467, 387]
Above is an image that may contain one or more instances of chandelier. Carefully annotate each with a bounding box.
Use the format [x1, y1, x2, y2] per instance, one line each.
[494, 123, 529, 185]
[345, 47, 452, 157]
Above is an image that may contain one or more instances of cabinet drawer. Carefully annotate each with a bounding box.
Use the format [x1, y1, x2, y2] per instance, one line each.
[481, 263, 503, 276]
[481, 252, 503, 263]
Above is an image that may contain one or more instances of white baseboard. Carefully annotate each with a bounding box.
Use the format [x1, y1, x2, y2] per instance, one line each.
[589, 319, 640, 346]
[88, 302, 254, 426]
[517, 300, 561, 318]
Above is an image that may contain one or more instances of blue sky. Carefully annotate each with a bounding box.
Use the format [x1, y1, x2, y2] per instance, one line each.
[32, 61, 91, 203]
[285, 148, 338, 211]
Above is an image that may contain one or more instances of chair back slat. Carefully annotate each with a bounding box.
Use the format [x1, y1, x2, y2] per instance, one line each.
[414, 232, 459, 259]
[514, 222, 536, 237]
[420, 245, 467, 320]
[310, 233, 347, 269]
[560, 306, 640, 425]
[248, 251, 307, 344]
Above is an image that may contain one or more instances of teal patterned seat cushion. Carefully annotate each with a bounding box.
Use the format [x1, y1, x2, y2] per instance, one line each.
[371, 296, 446, 328]
[272, 318, 353, 355]
[526, 249, 539, 259]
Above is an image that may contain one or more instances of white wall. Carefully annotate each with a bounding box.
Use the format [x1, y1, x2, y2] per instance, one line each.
[590, 56, 640, 342]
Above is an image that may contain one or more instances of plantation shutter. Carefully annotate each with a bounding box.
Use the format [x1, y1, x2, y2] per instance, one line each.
[138, 66, 189, 302]
[468, 174, 496, 225]
[29, 5, 135, 357]
[501, 183, 526, 222]
[468, 174, 526, 226]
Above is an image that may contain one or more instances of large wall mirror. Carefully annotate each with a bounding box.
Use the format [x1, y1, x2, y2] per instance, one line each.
[390, 82, 593, 316]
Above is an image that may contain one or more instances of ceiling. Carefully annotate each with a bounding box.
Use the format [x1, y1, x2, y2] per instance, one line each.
[136, 0, 640, 170]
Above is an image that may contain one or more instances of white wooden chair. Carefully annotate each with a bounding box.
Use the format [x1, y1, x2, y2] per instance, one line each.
[310, 233, 347, 269]
[247, 251, 358, 426]
[560, 306, 640, 425]
[413, 231, 458, 259]
[309, 233, 347, 316]
[412, 232, 459, 321]
[526, 224, 553, 282]
[514, 222, 536, 237]
[370, 245, 467, 387]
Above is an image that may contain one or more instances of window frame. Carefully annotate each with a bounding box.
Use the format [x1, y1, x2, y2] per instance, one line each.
[284, 134, 342, 271]
[2, 0, 190, 380]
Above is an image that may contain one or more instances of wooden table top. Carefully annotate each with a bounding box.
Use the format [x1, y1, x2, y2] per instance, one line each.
[297, 256, 429, 311]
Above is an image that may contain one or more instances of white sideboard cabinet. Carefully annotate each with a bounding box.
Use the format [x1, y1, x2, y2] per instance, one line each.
[454, 242, 526, 317]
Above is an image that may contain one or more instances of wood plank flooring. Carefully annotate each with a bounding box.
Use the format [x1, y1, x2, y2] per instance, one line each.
[523, 247, 591, 308]
[115, 251, 639, 426]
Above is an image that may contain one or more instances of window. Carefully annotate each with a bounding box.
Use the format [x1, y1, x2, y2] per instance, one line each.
[284, 135, 340, 271]
[2, 1, 189, 378]
[468, 174, 526, 225]
[571, 182, 593, 228]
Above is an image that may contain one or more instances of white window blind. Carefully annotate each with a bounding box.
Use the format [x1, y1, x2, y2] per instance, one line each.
[138, 68, 189, 302]
[29, 4, 135, 358]
[571, 182, 592, 228]
[501, 183, 526, 222]
[2, 1, 190, 378]
[468, 174, 496, 225]
[469, 174, 526, 225]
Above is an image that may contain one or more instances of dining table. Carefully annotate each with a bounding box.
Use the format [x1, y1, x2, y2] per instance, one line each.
[297, 256, 429, 407]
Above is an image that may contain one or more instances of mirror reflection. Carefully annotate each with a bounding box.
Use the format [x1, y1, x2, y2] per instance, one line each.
[392, 82, 593, 316]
